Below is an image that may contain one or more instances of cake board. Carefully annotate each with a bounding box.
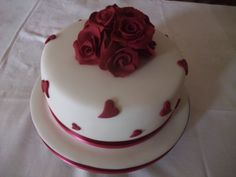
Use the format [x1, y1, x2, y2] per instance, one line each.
[30, 78, 190, 174]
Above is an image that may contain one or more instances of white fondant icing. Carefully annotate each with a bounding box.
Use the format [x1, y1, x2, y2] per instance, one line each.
[41, 21, 185, 142]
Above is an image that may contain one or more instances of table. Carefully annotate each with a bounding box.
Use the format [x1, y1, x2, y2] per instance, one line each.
[0, 0, 235, 177]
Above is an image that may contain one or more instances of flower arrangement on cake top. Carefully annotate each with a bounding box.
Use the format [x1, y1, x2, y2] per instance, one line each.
[73, 4, 156, 77]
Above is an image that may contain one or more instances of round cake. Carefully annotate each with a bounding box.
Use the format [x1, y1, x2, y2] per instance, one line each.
[40, 5, 188, 146]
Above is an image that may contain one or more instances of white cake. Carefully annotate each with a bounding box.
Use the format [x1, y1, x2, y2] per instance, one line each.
[40, 20, 188, 144]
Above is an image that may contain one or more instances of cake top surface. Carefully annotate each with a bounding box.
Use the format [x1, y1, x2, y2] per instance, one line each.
[41, 21, 184, 107]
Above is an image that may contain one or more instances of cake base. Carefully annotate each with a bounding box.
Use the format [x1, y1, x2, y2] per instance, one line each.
[30, 78, 190, 174]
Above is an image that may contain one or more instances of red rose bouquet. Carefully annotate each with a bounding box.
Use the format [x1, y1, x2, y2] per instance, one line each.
[73, 4, 156, 77]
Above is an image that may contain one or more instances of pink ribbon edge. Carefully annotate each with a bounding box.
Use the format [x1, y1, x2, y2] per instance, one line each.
[49, 103, 178, 149]
[42, 109, 189, 174]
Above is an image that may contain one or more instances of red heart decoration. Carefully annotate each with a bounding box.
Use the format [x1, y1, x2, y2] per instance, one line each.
[160, 101, 172, 116]
[98, 99, 120, 118]
[72, 123, 81, 131]
[41, 80, 50, 98]
[177, 59, 188, 75]
[130, 129, 143, 138]
[45, 34, 57, 44]
[175, 98, 181, 109]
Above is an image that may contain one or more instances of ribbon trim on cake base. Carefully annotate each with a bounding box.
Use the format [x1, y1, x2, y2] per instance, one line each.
[43, 139, 173, 174]
[49, 106, 178, 149]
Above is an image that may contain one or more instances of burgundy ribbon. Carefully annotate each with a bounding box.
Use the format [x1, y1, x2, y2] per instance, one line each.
[49, 107, 176, 149]
[42, 112, 189, 174]
[41, 100, 190, 173]
[43, 139, 173, 174]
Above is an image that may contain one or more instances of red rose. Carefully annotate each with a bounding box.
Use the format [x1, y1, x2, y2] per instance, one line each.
[101, 47, 139, 77]
[73, 5, 156, 77]
[112, 7, 155, 49]
[85, 4, 118, 30]
[99, 41, 120, 70]
[73, 25, 102, 65]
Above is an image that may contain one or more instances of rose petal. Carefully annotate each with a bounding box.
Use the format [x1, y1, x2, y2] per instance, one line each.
[130, 129, 143, 138]
[177, 59, 188, 75]
[160, 101, 172, 117]
[45, 34, 56, 44]
[72, 123, 81, 130]
[41, 80, 50, 98]
[98, 99, 120, 118]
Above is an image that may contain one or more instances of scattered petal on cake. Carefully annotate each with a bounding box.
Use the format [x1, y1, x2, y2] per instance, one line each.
[41, 80, 50, 98]
[130, 129, 143, 138]
[164, 34, 169, 38]
[160, 101, 172, 116]
[72, 123, 81, 130]
[98, 99, 120, 118]
[45, 34, 57, 44]
[177, 59, 188, 75]
[175, 98, 181, 109]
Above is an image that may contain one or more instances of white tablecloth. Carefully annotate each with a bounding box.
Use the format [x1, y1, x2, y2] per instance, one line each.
[0, 0, 236, 176]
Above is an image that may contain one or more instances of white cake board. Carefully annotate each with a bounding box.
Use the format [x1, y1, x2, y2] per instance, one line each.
[30, 78, 190, 174]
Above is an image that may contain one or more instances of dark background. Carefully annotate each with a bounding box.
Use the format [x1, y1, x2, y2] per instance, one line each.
[167, 0, 236, 5]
